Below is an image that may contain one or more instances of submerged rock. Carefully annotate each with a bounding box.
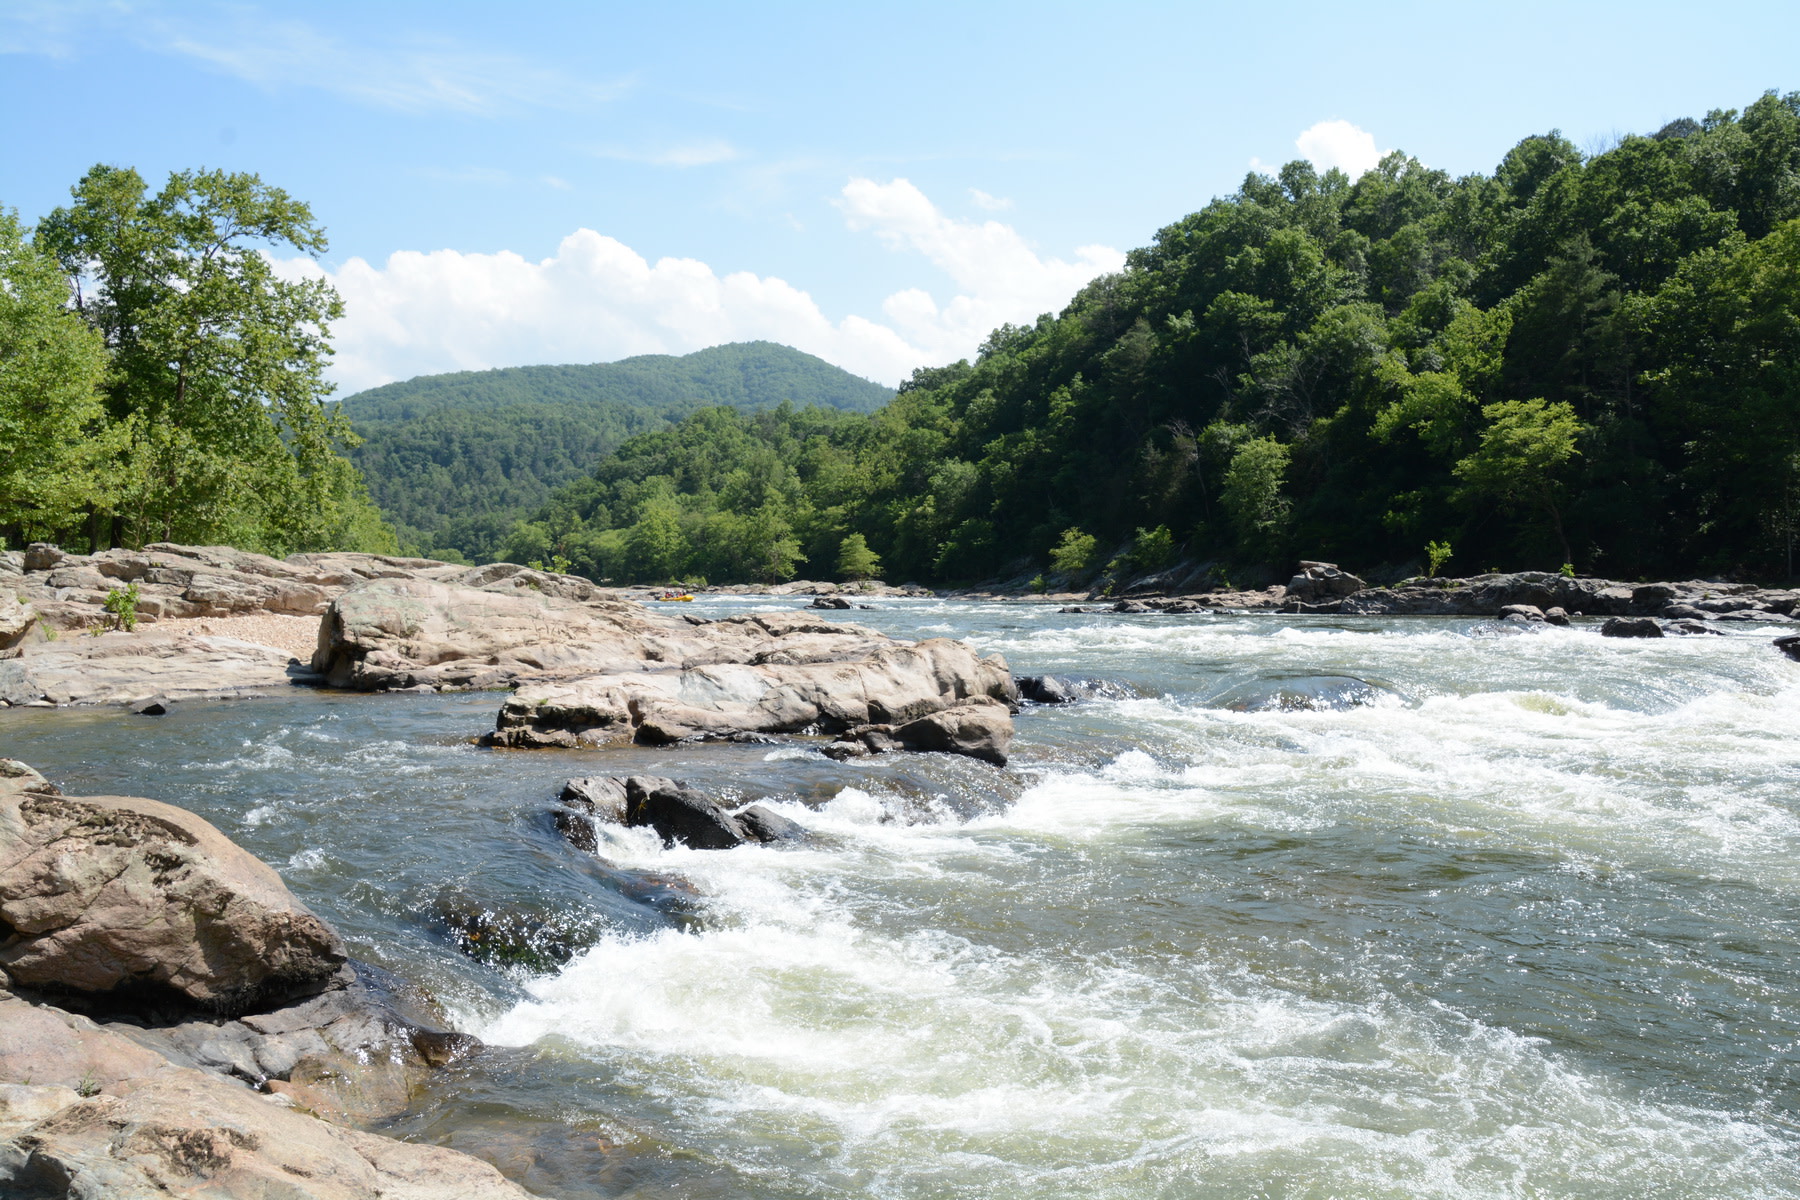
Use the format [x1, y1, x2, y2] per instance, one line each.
[1776, 634, 1800, 661]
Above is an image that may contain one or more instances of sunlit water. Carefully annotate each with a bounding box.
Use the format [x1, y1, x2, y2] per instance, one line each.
[6, 600, 1800, 1198]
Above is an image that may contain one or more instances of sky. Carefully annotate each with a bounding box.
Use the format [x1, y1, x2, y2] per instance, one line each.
[4, 0, 1797, 396]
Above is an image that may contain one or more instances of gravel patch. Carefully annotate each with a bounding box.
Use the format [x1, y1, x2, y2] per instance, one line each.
[156, 614, 320, 662]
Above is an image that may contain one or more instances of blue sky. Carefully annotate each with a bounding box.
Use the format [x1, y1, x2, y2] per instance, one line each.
[4, 1, 1796, 394]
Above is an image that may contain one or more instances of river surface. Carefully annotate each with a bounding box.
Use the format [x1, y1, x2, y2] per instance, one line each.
[7, 599, 1800, 1198]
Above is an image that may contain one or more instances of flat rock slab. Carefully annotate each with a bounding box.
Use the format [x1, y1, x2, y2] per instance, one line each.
[488, 635, 1016, 749]
[0, 629, 299, 707]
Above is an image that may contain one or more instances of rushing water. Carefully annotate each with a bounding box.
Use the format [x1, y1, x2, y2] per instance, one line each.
[7, 600, 1800, 1198]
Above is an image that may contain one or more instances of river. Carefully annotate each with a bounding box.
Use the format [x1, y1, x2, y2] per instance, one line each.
[7, 598, 1800, 1198]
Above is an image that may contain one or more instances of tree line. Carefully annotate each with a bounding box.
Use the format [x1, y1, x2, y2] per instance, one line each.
[338, 343, 894, 564]
[0, 165, 395, 556]
[505, 89, 1800, 586]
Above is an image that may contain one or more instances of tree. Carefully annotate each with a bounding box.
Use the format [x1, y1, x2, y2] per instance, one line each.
[1454, 398, 1587, 565]
[1220, 436, 1292, 554]
[1049, 527, 1098, 575]
[625, 500, 688, 581]
[0, 210, 114, 543]
[836, 532, 881, 580]
[37, 164, 390, 553]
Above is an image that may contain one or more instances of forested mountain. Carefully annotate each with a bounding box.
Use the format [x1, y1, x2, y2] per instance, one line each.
[505, 89, 1800, 587]
[338, 342, 893, 561]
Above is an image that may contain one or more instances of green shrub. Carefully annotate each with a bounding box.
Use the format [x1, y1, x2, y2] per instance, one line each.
[102, 582, 140, 632]
[1425, 540, 1452, 577]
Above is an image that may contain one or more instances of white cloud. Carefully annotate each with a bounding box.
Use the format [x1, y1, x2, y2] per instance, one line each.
[286, 179, 1122, 395]
[969, 188, 1013, 211]
[837, 177, 1123, 357]
[1294, 119, 1388, 179]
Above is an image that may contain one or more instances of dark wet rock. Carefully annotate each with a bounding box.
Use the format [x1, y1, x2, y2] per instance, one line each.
[1016, 674, 1136, 704]
[1601, 616, 1664, 638]
[1776, 635, 1800, 661]
[625, 777, 748, 849]
[1543, 607, 1571, 626]
[1286, 562, 1367, 604]
[1058, 605, 1090, 613]
[1016, 674, 1077, 704]
[809, 595, 854, 609]
[1160, 599, 1206, 614]
[1111, 600, 1153, 614]
[824, 696, 1013, 766]
[737, 804, 808, 843]
[1669, 619, 1725, 636]
[0, 790, 347, 1016]
[129, 695, 172, 716]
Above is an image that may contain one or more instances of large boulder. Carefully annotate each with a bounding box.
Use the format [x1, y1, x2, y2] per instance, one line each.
[485, 625, 1016, 751]
[1775, 634, 1800, 662]
[824, 696, 1015, 766]
[0, 790, 347, 1015]
[312, 578, 910, 693]
[1286, 561, 1367, 604]
[1601, 616, 1664, 639]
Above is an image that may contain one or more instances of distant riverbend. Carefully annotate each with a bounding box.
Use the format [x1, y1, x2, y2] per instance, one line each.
[8, 597, 1800, 1199]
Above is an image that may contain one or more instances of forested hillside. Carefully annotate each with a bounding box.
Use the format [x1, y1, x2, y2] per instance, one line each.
[339, 342, 892, 561]
[506, 90, 1800, 586]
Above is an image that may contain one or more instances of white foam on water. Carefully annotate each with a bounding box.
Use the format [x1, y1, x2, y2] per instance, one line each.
[480, 610, 1800, 1196]
[486, 841, 1796, 1196]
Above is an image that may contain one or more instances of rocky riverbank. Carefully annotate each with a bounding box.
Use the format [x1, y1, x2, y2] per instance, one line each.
[1050, 561, 1800, 630]
[2, 544, 1022, 762]
[0, 758, 542, 1198]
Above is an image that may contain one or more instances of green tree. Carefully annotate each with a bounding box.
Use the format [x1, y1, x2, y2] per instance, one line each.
[625, 500, 688, 581]
[38, 164, 390, 552]
[1220, 436, 1292, 554]
[1131, 524, 1177, 571]
[1454, 398, 1587, 565]
[835, 532, 882, 580]
[0, 210, 115, 542]
[1049, 527, 1098, 575]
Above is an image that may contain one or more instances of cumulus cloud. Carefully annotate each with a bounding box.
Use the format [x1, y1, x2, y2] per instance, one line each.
[1294, 119, 1388, 178]
[1251, 120, 1390, 181]
[838, 177, 1123, 358]
[290, 178, 1122, 395]
[969, 188, 1013, 211]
